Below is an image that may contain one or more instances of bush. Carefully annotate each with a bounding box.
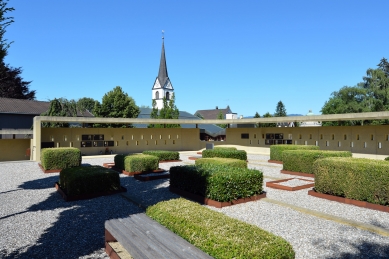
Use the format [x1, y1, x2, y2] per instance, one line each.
[385, 157, 389, 161]
[214, 146, 237, 150]
[124, 154, 159, 172]
[270, 144, 319, 162]
[114, 154, 127, 170]
[195, 157, 247, 169]
[146, 198, 295, 259]
[41, 147, 81, 170]
[202, 149, 247, 161]
[59, 166, 121, 197]
[314, 157, 389, 206]
[283, 150, 351, 175]
[142, 150, 180, 161]
[170, 164, 263, 202]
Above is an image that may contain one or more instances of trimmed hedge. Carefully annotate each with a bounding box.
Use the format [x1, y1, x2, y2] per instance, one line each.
[270, 144, 319, 162]
[202, 149, 247, 161]
[41, 147, 81, 170]
[195, 157, 247, 169]
[59, 166, 121, 197]
[142, 150, 180, 161]
[170, 164, 263, 202]
[146, 198, 295, 259]
[114, 154, 127, 170]
[214, 146, 237, 150]
[314, 157, 389, 206]
[283, 150, 352, 175]
[124, 154, 159, 172]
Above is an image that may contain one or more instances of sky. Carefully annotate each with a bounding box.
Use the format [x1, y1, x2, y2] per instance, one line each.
[4, 0, 389, 117]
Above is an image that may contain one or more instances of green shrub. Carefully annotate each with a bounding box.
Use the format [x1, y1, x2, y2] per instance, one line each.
[283, 150, 351, 175]
[385, 157, 389, 161]
[170, 164, 263, 202]
[59, 166, 121, 197]
[114, 154, 127, 170]
[214, 146, 237, 150]
[314, 157, 389, 206]
[195, 157, 247, 169]
[41, 147, 81, 170]
[270, 144, 319, 162]
[142, 150, 180, 161]
[202, 149, 247, 161]
[147, 198, 295, 259]
[124, 154, 159, 172]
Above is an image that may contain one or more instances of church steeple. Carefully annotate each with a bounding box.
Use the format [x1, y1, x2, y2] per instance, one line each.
[152, 31, 174, 109]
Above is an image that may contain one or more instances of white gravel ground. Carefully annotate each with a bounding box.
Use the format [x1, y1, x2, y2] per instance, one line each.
[1, 152, 389, 258]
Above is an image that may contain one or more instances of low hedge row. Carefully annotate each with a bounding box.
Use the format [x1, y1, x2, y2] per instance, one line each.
[270, 144, 319, 162]
[314, 157, 389, 206]
[142, 150, 180, 161]
[214, 146, 237, 150]
[202, 149, 247, 161]
[195, 157, 247, 169]
[41, 147, 81, 170]
[124, 154, 159, 172]
[146, 198, 295, 259]
[170, 164, 263, 202]
[283, 150, 351, 175]
[59, 166, 121, 197]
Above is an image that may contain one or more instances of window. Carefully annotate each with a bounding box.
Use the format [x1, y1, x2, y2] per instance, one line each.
[378, 142, 382, 149]
[371, 134, 374, 141]
[315, 141, 318, 146]
[63, 135, 67, 141]
[166, 92, 170, 100]
[309, 134, 312, 140]
[344, 135, 347, 140]
[250, 140, 252, 144]
[364, 142, 367, 148]
[141, 135, 144, 140]
[146, 141, 148, 145]
[320, 134, 323, 140]
[262, 134, 265, 139]
[350, 142, 353, 147]
[241, 133, 249, 139]
[150, 135, 153, 139]
[136, 141, 139, 146]
[126, 141, 129, 146]
[155, 140, 158, 145]
[70, 142, 73, 147]
[164, 140, 167, 145]
[326, 141, 329, 147]
[177, 135, 179, 139]
[299, 134, 302, 139]
[160, 135, 162, 139]
[304, 141, 307, 145]
[288, 134, 292, 140]
[155, 91, 159, 99]
[168, 135, 171, 139]
[356, 134, 359, 140]
[173, 140, 175, 144]
[386, 134, 389, 141]
[331, 134, 334, 140]
[254, 134, 256, 139]
[338, 141, 341, 147]
[116, 141, 119, 146]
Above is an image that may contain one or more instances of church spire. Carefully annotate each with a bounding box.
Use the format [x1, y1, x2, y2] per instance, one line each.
[157, 31, 168, 87]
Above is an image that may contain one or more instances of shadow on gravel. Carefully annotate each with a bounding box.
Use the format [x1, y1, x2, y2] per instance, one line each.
[0, 172, 171, 259]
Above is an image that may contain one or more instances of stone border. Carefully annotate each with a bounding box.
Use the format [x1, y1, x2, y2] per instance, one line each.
[170, 186, 266, 208]
[268, 160, 283, 164]
[134, 172, 170, 181]
[103, 162, 115, 168]
[55, 182, 127, 202]
[159, 160, 182, 163]
[266, 178, 315, 191]
[196, 152, 202, 155]
[281, 170, 314, 178]
[110, 167, 166, 176]
[308, 189, 389, 213]
[38, 163, 61, 173]
[188, 157, 200, 160]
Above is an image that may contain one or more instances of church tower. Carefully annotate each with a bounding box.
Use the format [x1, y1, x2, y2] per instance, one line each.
[152, 33, 174, 110]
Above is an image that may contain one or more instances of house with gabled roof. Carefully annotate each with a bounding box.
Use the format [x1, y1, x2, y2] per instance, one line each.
[194, 106, 233, 120]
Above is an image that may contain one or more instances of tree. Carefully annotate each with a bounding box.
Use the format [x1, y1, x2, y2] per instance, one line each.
[216, 111, 227, 129]
[274, 101, 287, 117]
[94, 86, 140, 128]
[77, 97, 97, 114]
[254, 111, 260, 128]
[0, 0, 35, 100]
[149, 93, 180, 128]
[40, 98, 79, 128]
[261, 112, 276, 127]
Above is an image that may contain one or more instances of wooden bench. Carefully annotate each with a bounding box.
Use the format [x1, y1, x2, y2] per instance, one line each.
[105, 213, 214, 259]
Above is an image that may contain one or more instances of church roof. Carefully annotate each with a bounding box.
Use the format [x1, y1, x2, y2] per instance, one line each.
[157, 38, 170, 88]
[194, 106, 233, 120]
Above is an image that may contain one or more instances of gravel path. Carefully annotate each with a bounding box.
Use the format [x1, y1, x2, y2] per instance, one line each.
[1, 152, 389, 258]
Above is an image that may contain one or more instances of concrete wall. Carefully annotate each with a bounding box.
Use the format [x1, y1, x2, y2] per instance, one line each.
[0, 139, 30, 161]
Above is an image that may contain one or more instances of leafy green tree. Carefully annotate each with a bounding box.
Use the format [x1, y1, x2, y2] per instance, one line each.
[254, 111, 260, 127]
[40, 98, 79, 127]
[149, 93, 180, 128]
[0, 0, 35, 100]
[94, 86, 140, 128]
[261, 112, 276, 127]
[274, 101, 287, 117]
[216, 111, 227, 129]
[77, 97, 97, 114]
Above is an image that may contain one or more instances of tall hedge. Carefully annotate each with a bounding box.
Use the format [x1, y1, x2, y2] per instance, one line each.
[202, 149, 247, 161]
[41, 147, 81, 170]
[114, 154, 127, 170]
[270, 144, 319, 162]
[283, 150, 351, 175]
[170, 164, 263, 202]
[124, 154, 159, 172]
[195, 157, 247, 169]
[146, 198, 295, 259]
[142, 150, 180, 161]
[314, 157, 389, 206]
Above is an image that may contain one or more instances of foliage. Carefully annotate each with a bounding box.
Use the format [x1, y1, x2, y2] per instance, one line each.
[275, 100, 287, 117]
[321, 58, 389, 126]
[195, 157, 247, 169]
[114, 154, 127, 170]
[216, 111, 227, 129]
[40, 98, 82, 127]
[202, 149, 247, 161]
[214, 146, 237, 150]
[77, 97, 96, 114]
[149, 94, 180, 128]
[41, 147, 81, 170]
[260, 112, 276, 127]
[124, 154, 159, 172]
[0, 1, 35, 100]
[146, 198, 295, 259]
[270, 144, 320, 162]
[169, 164, 263, 202]
[385, 157, 389, 161]
[94, 86, 140, 128]
[59, 166, 121, 197]
[142, 150, 179, 161]
[283, 150, 352, 175]
[254, 111, 260, 127]
[314, 157, 389, 206]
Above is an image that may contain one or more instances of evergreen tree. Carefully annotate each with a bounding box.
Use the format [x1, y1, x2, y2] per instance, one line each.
[274, 101, 287, 117]
[254, 111, 260, 128]
[148, 93, 180, 128]
[40, 98, 79, 128]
